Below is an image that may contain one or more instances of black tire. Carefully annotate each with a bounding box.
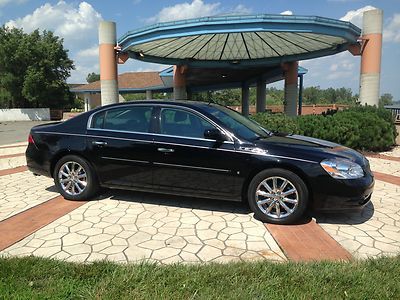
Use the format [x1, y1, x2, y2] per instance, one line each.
[53, 155, 99, 200]
[248, 168, 308, 224]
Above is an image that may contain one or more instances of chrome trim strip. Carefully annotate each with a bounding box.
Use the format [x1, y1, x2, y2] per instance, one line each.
[89, 128, 234, 144]
[36, 131, 318, 164]
[101, 156, 150, 164]
[153, 162, 230, 173]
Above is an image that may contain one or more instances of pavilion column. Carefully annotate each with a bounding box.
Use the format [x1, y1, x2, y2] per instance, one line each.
[241, 83, 250, 116]
[99, 21, 119, 106]
[284, 61, 298, 116]
[256, 79, 266, 113]
[359, 9, 383, 106]
[173, 65, 187, 100]
[146, 90, 153, 100]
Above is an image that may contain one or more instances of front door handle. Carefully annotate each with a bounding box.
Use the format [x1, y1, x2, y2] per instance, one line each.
[157, 147, 174, 153]
[92, 141, 108, 146]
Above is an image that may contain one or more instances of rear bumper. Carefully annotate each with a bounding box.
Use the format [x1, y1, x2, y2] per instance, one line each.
[25, 144, 52, 177]
[312, 173, 374, 211]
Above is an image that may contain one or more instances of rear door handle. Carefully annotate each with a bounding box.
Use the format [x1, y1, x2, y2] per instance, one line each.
[92, 141, 108, 146]
[157, 147, 174, 153]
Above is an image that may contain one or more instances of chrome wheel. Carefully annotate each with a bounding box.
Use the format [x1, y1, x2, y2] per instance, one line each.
[58, 161, 87, 196]
[255, 176, 299, 219]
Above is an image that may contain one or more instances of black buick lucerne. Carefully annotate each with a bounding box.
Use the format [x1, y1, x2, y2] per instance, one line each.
[26, 101, 374, 224]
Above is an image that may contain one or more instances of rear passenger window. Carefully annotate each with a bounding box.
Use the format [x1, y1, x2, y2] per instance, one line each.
[91, 106, 153, 133]
[160, 108, 215, 139]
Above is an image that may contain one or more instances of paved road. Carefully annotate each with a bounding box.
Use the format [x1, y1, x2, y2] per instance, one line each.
[0, 121, 53, 145]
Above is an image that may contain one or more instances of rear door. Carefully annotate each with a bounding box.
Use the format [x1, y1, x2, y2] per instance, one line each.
[151, 106, 240, 200]
[86, 104, 155, 189]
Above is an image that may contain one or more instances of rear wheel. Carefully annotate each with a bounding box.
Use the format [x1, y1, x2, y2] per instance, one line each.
[54, 155, 99, 200]
[248, 168, 308, 224]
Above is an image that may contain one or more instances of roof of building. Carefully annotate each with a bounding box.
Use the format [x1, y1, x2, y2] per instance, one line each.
[71, 71, 169, 93]
[119, 14, 361, 68]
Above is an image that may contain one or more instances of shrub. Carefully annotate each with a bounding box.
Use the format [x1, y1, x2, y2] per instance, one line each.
[250, 106, 397, 152]
[251, 113, 298, 134]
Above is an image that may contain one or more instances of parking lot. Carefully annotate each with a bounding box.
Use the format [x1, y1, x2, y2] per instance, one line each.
[0, 122, 399, 263]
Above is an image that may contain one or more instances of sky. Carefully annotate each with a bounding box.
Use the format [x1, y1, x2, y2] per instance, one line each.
[0, 0, 399, 100]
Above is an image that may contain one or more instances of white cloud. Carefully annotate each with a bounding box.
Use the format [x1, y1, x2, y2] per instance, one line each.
[5, 1, 103, 83]
[339, 5, 376, 27]
[77, 45, 98, 57]
[384, 13, 400, 43]
[147, 0, 252, 23]
[280, 10, 293, 16]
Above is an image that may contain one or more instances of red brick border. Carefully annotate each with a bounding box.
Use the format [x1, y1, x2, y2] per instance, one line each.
[266, 220, 352, 261]
[0, 153, 25, 159]
[374, 172, 400, 186]
[0, 166, 28, 177]
[367, 154, 400, 163]
[0, 144, 27, 150]
[0, 196, 87, 251]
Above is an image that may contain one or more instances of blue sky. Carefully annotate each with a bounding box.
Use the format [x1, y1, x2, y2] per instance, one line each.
[1, 0, 399, 99]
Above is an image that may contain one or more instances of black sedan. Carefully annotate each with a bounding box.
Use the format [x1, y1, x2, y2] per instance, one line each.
[26, 101, 374, 224]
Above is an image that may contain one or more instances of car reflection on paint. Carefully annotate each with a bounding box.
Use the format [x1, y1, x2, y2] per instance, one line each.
[26, 101, 374, 224]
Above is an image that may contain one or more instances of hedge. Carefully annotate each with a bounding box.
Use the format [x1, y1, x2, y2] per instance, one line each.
[251, 106, 397, 152]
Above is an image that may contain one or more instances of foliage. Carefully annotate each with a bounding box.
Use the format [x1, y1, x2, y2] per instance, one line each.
[0, 26, 74, 109]
[1, 256, 400, 299]
[123, 92, 172, 101]
[86, 72, 100, 83]
[379, 93, 394, 107]
[251, 106, 397, 151]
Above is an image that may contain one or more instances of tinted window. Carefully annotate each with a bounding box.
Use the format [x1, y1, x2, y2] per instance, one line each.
[91, 106, 153, 133]
[202, 104, 270, 140]
[160, 108, 214, 139]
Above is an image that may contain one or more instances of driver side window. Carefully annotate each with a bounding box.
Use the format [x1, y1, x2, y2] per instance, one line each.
[160, 108, 215, 139]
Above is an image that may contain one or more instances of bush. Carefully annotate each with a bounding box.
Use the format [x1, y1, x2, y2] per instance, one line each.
[251, 113, 298, 134]
[250, 106, 397, 152]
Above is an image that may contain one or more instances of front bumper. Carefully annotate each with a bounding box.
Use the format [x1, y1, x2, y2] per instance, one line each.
[312, 173, 374, 211]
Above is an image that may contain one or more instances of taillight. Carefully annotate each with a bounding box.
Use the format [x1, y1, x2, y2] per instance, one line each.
[28, 134, 35, 144]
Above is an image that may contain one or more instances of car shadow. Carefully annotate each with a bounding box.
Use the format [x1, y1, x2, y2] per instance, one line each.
[312, 201, 375, 225]
[95, 188, 252, 215]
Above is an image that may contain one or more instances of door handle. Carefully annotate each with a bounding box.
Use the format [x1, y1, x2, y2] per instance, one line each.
[92, 141, 108, 146]
[157, 147, 174, 153]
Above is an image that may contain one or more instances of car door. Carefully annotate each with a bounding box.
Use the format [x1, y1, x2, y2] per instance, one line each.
[86, 104, 156, 189]
[152, 106, 240, 200]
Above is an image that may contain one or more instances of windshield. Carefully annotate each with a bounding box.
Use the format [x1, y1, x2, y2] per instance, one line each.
[202, 104, 271, 140]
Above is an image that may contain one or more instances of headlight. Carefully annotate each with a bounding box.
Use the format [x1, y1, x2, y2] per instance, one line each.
[320, 158, 364, 179]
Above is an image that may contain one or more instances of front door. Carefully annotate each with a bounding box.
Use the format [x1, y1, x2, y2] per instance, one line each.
[86, 105, 155, 189]
[152, 107, 240, 200]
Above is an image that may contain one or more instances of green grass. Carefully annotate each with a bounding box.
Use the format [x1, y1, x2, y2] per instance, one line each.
[1, 256, 399, 299]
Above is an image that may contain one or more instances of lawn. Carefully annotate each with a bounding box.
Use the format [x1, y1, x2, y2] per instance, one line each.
[1, 256, 399, 299]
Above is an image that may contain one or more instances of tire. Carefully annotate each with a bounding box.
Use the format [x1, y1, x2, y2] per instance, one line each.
[248, 168, 308, 224]
[53, 155, 99, 200]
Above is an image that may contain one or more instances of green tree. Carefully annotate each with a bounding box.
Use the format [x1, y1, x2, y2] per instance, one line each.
[86, 72, 100, 83]
[379, 93, 394, 107]
[0, 27, 74, 108]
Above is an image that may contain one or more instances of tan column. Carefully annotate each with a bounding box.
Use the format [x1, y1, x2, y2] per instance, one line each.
[284, 61, 298, 116]
[146, 90, 153, 100]
[99, 21, 118, 106]
[359, 9, 383, 106]
[173, 65, 187, 100]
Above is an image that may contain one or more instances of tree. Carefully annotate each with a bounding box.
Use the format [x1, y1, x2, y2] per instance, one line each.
[0, 27, 74, 109]
[86, 72, 100, 83]
[379, 93, 394, 107]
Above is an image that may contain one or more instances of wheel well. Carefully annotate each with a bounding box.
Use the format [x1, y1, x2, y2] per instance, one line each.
[50, 151, 92, 178]
[241, 163, 314, 205]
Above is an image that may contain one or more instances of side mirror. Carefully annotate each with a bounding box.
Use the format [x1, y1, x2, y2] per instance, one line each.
[204, 128, 225, 141]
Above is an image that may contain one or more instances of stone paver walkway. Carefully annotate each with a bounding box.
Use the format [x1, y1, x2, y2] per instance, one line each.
[0, 171, 57, 221]
[1, 191, 286, 263]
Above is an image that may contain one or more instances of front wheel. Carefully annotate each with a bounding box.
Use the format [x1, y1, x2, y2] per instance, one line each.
[54, 155, 99, 200]
[248, 168, 309, 224]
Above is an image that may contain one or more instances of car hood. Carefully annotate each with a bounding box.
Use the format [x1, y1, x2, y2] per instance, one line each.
[254, 134, 367, 166]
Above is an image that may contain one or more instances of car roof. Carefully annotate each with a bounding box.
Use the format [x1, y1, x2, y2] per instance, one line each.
[93, 100, 221, 111]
